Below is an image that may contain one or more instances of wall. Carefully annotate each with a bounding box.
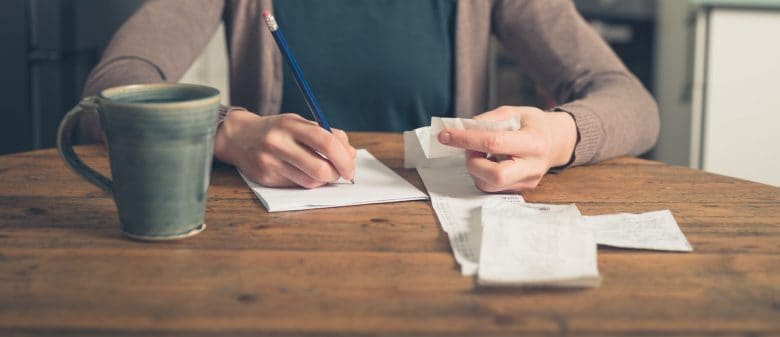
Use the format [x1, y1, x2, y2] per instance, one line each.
[650, 0, 695, 166]
[0, 0, 30, 154]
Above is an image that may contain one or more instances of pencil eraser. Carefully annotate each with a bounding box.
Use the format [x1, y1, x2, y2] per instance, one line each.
[262, 10, 271, 17]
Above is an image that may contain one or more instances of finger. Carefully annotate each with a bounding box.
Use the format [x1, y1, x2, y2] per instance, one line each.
[278, 143, 341, 183]
[472, 106, 520, 121]
[283, 119, 355, 180]
[501, 177, 543, 193]
[240, 156, 297, 188]
[277, 160, 328, 189]
[244, 151, 327, 189]
[466, 152, 543, 193]
[471, 175, 506, 193]
[439, 129, 545, 156]
[332, 128, 357, 159]
[471, 174, 541, 193]
[466, 153, 547, 189]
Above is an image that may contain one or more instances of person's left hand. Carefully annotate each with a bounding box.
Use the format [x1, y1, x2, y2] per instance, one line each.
[437, 106, 577, 193]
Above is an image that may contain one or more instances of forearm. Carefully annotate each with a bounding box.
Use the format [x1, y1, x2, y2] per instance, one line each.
[494, 0, 659, 166]
[214, 108, 257, 166]
[547, 111, 578, 168]
[83, 58, 165, 97]
[79, 0, 224, 143]
[554, 74, 659, 166]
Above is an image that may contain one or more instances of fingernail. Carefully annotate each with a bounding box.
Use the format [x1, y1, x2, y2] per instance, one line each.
[439, 131, 451, 144]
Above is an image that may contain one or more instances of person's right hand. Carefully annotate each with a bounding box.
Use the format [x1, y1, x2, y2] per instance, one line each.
[213, 109, 356, 189]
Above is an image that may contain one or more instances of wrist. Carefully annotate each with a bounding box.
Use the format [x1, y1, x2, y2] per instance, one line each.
[548, 111, 577, 167]
[214, 108, 255, 165]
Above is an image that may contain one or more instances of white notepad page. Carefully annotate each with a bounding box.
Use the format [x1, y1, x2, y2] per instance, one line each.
[240, 149, 428, 212]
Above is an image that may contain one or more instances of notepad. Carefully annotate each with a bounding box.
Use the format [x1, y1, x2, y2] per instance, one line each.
[240, 149, 428, 212]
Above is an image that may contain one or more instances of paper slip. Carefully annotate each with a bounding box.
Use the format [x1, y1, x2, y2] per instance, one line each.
[582, 210, 694, 252]
[403, 127, 464, 169]
[240, 149, 428, 212]
[513, 202, 583, 217]
[417, 166, 523, 275]
[404, 116, 521, 168]
[478, 198, 601, 287]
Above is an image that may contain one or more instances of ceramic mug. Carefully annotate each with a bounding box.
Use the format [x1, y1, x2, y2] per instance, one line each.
[57, 83, 220, 241]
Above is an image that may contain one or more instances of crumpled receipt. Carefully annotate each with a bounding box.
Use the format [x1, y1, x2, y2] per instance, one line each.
[479, 198, 601, 287]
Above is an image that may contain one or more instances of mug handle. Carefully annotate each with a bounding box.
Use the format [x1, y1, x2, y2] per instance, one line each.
[56, 97, 113, 193]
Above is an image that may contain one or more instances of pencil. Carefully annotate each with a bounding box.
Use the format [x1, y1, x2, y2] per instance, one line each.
[262, 10, 354, 184]
[262, 10, 331, 131]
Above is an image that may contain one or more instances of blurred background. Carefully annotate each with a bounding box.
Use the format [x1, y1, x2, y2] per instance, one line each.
[0, 0, 778, 186]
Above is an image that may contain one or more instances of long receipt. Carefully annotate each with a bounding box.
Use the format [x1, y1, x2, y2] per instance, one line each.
[410, 117, 525, 275]
[417, 166, 523, 276]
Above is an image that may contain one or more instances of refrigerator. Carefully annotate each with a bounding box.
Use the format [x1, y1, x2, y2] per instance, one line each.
[0, 0, 143, 154]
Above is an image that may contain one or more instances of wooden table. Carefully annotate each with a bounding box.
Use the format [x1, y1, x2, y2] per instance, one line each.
[1, 132, 778, 336]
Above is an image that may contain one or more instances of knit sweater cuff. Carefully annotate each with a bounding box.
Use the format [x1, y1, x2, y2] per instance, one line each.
[554, 104, 604, 167]
[217, 105, 248, 126]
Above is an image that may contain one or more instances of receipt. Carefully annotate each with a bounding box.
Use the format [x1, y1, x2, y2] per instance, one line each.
[417, 166, 523, 276]
[510, 201, 583, 217]
[479, 198, 601, 287]
[411, 118, 524, 275]
[582, 210, 693, 252]
[403, 127, 429, 169]
[403, 127, 462, 169]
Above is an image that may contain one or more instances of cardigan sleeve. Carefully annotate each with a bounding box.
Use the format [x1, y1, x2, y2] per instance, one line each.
[79, 0, 225, 142]
[492, 0, 659, 166]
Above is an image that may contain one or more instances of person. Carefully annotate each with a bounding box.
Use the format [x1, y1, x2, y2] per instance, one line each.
[81, 0, 659, 192]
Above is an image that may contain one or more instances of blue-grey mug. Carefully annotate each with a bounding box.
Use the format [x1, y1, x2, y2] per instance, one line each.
[57, 83, 220, 241]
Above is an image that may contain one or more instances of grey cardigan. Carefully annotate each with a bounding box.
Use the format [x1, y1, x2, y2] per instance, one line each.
[83, 0, 659, 167]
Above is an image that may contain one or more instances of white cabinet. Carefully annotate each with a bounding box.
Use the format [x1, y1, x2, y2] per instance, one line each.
[692, 7, 780, 186]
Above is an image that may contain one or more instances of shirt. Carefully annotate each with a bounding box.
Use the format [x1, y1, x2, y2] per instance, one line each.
[275, 0, 456, 132]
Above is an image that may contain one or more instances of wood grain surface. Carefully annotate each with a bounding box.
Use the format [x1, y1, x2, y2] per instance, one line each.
[0, 132, 778, 337]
